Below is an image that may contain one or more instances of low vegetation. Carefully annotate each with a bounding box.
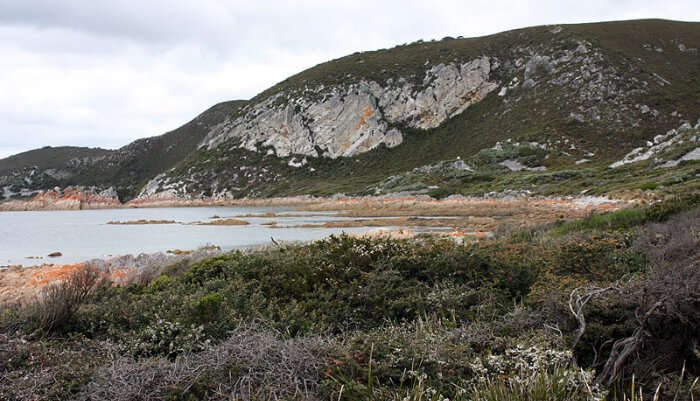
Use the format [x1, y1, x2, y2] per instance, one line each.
[196, 218, 250, 226]
[1, 196, 698, 400]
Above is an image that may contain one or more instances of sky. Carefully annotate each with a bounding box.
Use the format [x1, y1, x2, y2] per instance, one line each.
[0, 1, 698, 159]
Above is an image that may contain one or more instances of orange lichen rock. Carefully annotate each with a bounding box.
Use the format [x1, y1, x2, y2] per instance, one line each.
[1, 262, 139, 304]
[445, 231, 490, 238]
[351, 228, 415, 240]
[1, 186, 121, 211]
[356, 105, 374, 129]
[167, 249, 194, 255]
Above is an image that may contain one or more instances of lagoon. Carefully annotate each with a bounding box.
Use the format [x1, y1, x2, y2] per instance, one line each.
[0, 206, 374, 267]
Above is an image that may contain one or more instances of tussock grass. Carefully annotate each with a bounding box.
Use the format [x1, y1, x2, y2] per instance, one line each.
[550, 208, 647, 236]
[550, 194, 700, 236]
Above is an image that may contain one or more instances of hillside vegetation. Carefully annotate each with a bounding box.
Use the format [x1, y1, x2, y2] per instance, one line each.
[0, 100, 246, 201]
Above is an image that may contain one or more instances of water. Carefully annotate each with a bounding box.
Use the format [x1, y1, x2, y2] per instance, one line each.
[0, 206, 380, 267]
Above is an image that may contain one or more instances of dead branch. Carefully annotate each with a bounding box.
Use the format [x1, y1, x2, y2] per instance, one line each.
[596, 298, 667, 385]
[568, 284, 621, 353]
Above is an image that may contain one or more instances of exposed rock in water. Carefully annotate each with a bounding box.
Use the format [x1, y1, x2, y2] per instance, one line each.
[197, 218, 250, 226]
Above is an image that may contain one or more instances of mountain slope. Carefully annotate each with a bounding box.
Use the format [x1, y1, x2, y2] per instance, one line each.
[1, 19, 698, 203]
[143, 19, 699, 199]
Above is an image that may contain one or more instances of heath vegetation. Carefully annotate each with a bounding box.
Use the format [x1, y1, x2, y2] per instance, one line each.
[0, 195, 698, 400]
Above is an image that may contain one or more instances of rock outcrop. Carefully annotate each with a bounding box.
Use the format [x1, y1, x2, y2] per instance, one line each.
[0, 186, 120, 211]
[200, 57, 499, 158]
[0, 246, 224, 304]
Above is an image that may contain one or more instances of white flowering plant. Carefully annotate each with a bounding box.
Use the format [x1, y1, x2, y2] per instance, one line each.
[121, 315, 210, 359]
[466, 344, 606, 401]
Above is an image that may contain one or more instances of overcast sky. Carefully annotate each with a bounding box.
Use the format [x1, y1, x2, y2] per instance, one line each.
[0, 1, 698, 159]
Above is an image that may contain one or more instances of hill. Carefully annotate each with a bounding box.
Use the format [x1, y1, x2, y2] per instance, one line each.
[0, 100, 246, 201]
[1, 19, 698, 203]
[140, 19, 700, 200]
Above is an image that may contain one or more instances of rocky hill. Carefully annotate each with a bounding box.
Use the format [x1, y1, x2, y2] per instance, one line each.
[1, 19, 698, 206]
[0, 100, 246, 202]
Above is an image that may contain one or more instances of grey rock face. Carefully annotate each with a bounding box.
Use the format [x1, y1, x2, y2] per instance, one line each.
[524, 56, 553, 80]
[200, 57, 498, 158]
[522, 79, 537, 89]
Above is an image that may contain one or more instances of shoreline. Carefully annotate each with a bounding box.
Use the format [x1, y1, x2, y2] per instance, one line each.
[0, 195, 634, 305]
[0, 246, 226, 305]
[0, 228, 426, 305]
[0, 190, 637, 212]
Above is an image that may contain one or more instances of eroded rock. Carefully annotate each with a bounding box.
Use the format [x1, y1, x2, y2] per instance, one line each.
[200, 57, 499, 159]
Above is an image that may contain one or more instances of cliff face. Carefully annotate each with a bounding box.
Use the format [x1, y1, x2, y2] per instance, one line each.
[200, 57, 498, 158]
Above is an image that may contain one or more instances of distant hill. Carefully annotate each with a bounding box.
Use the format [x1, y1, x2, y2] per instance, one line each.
[0, 146, 111, 177]
[1, 100, 247, 200]
[2, 19, 698, 202]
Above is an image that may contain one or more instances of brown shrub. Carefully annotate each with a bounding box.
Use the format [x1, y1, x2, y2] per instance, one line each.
[24, 265, 102, 334]
[81, 323, 333, 401]
[595, 208, 700, 385]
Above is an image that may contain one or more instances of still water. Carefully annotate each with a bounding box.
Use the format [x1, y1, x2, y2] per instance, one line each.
[0, 206, 375, 267]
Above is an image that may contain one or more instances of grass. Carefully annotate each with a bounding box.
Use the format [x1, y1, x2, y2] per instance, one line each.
[550, 193, 700, 236]
[550, 208, 648, 235]
[468, 366, 602, 401]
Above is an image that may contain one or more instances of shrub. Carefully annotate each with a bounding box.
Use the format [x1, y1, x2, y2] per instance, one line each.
[645, 193, 700, 222]
[638, 182, 658, 191]
[123, 316, 209, 359]
[550, 208, 647, 236]
[190, 292, 223, 324]
[23, 266, 102, 334]
[84, 324, 332, 401]
[148, 274, 174, 292]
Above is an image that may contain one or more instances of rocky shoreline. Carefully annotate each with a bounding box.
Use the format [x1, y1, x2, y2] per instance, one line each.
[0, 184, 636, 212]
[0, 186, 322, 211]
[0, 189, 633, 305]
[0, 246, 225, 305]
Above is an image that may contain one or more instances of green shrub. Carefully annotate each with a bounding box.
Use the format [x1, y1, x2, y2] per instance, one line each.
[190, 292, 223, 324]
[149, 275, 174, 292]
[638, 182, 658, 190]
[550, 208, 647, 235]
[645, 194, 700, 222]
[123, 317, 209, 359]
